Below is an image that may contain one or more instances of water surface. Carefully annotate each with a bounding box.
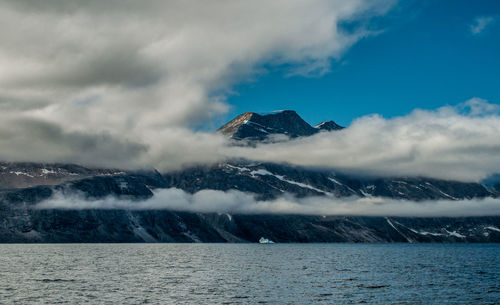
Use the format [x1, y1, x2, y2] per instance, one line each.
[0, 244, 498, 304]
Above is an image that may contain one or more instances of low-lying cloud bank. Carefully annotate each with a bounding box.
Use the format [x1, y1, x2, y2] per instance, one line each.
[131, 98, 500, 183]
[231, 99, 500, 182]
[37, 188, 500, 217]
[1, 97, 500, 183]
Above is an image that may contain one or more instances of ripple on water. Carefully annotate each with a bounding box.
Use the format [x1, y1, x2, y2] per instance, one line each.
[0, 243, 498, 304]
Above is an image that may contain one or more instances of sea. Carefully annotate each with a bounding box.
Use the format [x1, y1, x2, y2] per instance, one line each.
[0, 243, 498, 304]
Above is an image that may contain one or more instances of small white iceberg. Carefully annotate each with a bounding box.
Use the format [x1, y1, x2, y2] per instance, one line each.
[258, 237, 275, 244]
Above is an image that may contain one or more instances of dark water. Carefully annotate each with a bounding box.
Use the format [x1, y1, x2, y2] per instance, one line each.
[0, 244, 498, 304]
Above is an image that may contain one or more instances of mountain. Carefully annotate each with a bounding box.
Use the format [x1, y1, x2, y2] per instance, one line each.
[0, 162, 124, 190]
[0, 166, 499, 243]
[163, 161, 496, 201]
[0, 162, 498, 243]
[0, 110, 499, 243]
[314, 120, 344, 131]
[218, 110, 342, 141]
[2, 201, 499, 243]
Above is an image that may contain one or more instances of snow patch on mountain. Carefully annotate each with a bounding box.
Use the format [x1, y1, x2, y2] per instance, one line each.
[251, 169, 333, 195]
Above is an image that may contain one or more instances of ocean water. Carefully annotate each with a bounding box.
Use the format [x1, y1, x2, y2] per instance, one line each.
[0, 244, 498, 304]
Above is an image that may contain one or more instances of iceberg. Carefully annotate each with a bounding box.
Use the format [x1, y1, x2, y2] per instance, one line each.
[258, 237, 275, 244]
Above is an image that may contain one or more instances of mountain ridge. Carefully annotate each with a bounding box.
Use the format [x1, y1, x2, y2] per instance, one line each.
[1, 110, 499, 243]
[218, 110, 343, 141]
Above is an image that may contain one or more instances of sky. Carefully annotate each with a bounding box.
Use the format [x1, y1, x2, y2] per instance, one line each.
[226, 0, 500, 127]
[1, 0, 500, 183]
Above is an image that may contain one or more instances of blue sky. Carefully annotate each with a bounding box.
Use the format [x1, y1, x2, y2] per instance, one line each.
[225, 0, 500, 127]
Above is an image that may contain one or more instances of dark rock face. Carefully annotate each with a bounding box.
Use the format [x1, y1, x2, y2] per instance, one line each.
[218, 110, 324, 141]
[64, 171, 168, 200]
[163, 161, 497, 201]
[1, 203, 499, 243]
[0, 162, 498, 243]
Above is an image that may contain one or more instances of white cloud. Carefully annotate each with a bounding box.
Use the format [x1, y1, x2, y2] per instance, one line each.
[2, 98, 500, 182]
[1, 1, 500, 184]
[228, 98, 500, 182]
[0, 0, 393, 167]
[37, 188, 500, 217]
[470, 16, 495, 35]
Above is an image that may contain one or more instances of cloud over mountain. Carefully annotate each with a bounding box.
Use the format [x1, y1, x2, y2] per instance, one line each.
[0, 0, 392, 165]
[230, 99, 500, 182]
[1, 1, 500, 183]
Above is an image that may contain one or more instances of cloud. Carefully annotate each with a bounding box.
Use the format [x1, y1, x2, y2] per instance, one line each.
[37, 188, 500, 217]
[1, 1, 500, 183]
[0, 0, 393, 159]
[0, 116, 148, 168]
[2, 97, 500, 182]
[470, 16, 495, 35]
[229, 98, 500, 182]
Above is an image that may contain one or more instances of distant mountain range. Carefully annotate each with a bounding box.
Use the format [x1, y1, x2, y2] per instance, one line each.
[0, 111, 499, 243]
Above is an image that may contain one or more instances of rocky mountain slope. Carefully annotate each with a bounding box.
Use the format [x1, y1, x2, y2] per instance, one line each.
[0, 162, 124, 190]
[164, 161, 497, 201]
[1, 202, 499, 243]
[218, 110, 342, 141]
[0, 110, 499, 243]
[314, 120, 344, 131]
[0, 162, 498, 243]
